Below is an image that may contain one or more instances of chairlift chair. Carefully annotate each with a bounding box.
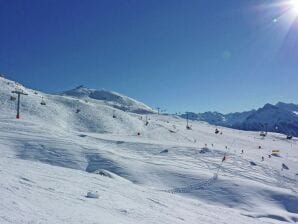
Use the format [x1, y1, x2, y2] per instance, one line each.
[260, 131, 267, 137]
[40, 99, 46, 105]
[10, 96, 16, 101]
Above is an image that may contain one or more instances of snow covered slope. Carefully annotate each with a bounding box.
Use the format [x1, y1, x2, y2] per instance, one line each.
[0, 76, 298, 224]
[62, 85, 154, 114]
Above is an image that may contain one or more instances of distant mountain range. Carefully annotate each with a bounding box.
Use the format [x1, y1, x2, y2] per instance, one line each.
[181, 102, 298, 137]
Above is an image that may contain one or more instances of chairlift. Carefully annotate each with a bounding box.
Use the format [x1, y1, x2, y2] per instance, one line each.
[10, 96, 16, 101]
[186, 125, 192, 130]
[186, 112, 192, 130]
[40, 98, 46, 105]
[259, 123, 268, 137]
[278, 123, 293, 140]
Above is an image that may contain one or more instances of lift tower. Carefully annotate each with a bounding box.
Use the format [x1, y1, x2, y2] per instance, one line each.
[11, 89, 28, 119]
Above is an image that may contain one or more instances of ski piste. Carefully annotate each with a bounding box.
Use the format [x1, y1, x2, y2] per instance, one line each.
[0, 76, 297, 224]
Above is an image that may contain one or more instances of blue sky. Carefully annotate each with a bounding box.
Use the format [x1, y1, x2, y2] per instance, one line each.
[1, 0, 297, 113]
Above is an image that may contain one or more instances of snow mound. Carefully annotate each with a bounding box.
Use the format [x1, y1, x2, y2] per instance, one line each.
[86, 191, 99, 199]
[93, 169, 113, 178]
[199, 147, 211, 154]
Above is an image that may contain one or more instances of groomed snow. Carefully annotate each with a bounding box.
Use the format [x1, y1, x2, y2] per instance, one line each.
[0, 76, 297, 224]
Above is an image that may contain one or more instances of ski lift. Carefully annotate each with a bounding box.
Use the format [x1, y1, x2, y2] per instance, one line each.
[186, 125, 192, 130]
[40, 98, 46, 105]
[10, 96, 16, 101]
[186, 112, 192, 130]
[145, 116, 149, 126]
[259, 123, 268, 137]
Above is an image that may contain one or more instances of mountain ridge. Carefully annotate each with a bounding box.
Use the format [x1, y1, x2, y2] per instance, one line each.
[181, 102, 298, 137]
[61, 85, 155, 114]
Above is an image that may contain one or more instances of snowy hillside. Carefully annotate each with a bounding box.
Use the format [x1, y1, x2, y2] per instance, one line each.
[62, 85, 154, 114]
[0, 76, 298, 224]
[182, 102, 298, 137]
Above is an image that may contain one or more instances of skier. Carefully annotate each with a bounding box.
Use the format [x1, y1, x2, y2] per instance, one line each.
[241, 149, 244, 154]
[261, 156, 264, 161]
[222, 155, 226, 162]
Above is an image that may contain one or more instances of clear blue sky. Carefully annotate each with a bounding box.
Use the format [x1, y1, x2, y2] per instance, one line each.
[1, 0, 297, 113]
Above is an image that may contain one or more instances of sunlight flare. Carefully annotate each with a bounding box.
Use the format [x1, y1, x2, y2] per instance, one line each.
[291, 0, 298, 12]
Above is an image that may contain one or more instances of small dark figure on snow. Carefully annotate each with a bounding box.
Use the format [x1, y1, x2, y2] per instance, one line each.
[222, 155, 226, 162]
[268, 154, 271, 158]
[241, 150, 244, 154]
[261, 156, 264, 161]
[258, 146, 262, 149]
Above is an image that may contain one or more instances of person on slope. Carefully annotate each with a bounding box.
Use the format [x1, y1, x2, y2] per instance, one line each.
[222, 155, 226, 162]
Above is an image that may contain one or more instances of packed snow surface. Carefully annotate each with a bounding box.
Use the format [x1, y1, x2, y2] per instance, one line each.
[0, 77, 298, 224]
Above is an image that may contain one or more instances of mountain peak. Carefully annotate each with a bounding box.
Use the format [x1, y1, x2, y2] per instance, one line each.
[75, 85, 87, 89]
[261, 103, 277, 110]
[62, 86, 154, 114]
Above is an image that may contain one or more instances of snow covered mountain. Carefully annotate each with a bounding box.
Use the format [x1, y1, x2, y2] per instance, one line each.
[182, 102, 298, 137]
[0, 76, 298, 224]
[61, 85, 154, 114]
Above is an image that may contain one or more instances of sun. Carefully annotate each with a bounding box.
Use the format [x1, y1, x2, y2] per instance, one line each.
[290, 0, 298, 15]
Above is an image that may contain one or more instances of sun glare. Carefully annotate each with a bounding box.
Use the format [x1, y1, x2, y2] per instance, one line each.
[290, 0, 298, 15]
